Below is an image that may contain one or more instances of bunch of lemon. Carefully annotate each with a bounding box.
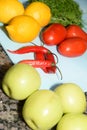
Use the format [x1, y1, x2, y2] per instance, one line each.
[0, 0, 51, 43]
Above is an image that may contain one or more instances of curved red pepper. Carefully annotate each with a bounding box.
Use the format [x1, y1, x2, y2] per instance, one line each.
[45, 53, 56, 73]
[7, 46, 50, 54]
[35, 52, 48, 73]
[34, 52, 57, 73]
[19, 60, 55, 68]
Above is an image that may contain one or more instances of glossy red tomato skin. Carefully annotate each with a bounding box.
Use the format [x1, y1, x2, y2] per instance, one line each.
[66, 24, 87, 42]
[41, 23, 67, 45]
[57, 37, 87, 57]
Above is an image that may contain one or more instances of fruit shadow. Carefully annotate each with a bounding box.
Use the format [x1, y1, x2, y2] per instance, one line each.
[17, 99, 25, 120]
[50, 83, 63, 91]
[39, 23, 52, 44]
[17, 99, 33, 130]
[0, 24, 10, 39]
[0, 64, 13, 88]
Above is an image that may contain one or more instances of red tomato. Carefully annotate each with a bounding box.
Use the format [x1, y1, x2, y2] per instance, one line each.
[66, 24, 87, 42]
[57, 37, 87, 57]
[41, 23, 67, 45]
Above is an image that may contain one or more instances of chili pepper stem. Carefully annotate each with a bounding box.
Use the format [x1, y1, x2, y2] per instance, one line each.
[30, 41, 44, 46]
[51, 53, 58, 64]
[55, 66, 63, 80]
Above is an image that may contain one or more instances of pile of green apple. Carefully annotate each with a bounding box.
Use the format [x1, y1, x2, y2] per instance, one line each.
[2, 63, 87, 130]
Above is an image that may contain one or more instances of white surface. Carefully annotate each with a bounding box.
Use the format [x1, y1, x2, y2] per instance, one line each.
[0, 0, 87, 91]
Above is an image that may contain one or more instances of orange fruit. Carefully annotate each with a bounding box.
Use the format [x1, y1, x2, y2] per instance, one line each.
[24, 1, 51, 27]
[0, 0, 24, 24]
[6, 15, 41, 43]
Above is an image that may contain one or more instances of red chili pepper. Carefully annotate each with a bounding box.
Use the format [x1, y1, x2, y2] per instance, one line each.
[35, 52, 57, 73]
[19, 60, 55, 68]
[35, 52, 45, 60]
[45, 53, 56, 73]
[45, 53, 62, 79]
[7, 46, 50, 54]
[19, 58, 62, 79]
[35, 52, 48, 73]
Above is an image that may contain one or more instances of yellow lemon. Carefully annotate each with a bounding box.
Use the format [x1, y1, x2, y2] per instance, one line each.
[0, 0, 24, 24]
[24, 1, 51, 27]
[6, 15, 41, 43]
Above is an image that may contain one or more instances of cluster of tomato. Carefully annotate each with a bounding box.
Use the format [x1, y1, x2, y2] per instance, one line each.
[41, 23, 87, 57]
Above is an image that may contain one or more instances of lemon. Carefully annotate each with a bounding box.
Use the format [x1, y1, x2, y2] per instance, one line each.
[0, 0, 24, 24]
[6, 15, 41, 43]
[24, 1, 51, 27]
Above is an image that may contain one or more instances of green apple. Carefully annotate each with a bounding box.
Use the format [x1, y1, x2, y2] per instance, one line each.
[2, 63, 41, 100]
[22, 89, 63, 130]
[56, 113, 87, 130]
[54, 83, 86, 113]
